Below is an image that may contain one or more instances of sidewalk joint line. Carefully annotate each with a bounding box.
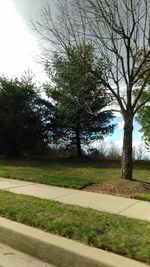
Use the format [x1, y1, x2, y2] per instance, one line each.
[0, 183, 36, 190]
[117, 200, 140, 215]
[53, 191, 82, 200]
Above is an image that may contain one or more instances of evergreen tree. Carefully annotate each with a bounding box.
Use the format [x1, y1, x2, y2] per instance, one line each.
[0, 75, 52, 156]
[44, 45, 115, 156]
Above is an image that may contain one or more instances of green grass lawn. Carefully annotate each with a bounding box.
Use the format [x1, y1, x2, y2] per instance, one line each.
[0, 157, 149, 189]
[0, 190, 150, 265]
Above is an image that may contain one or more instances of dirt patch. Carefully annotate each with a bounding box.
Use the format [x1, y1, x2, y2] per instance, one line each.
[83, 179, 150, 197]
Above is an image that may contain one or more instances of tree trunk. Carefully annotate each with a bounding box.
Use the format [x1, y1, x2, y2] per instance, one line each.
[76, 127, 82, 157]
[121, 116, 133, 180]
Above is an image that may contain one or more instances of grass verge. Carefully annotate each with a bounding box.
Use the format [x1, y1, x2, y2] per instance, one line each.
[0, 157, 149, 189]
[134, 193, 150, 202]
[0, 190, 150, 265]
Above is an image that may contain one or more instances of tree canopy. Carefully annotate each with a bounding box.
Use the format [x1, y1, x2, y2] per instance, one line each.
[44, 44, 115, 156]
[137, 105, 150, 150]
[135, 50, 150, 150]
[0, 75, 52, 157]
[136, 88, 150, 151]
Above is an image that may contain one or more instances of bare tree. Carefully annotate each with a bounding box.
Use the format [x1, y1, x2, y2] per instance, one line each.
[33, 0, 150, 179]
[135, 143, 146, 160]
[106, 142, 121, 160]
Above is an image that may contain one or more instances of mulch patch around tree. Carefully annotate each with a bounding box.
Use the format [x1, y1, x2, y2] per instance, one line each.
[83, 179, 150, 198]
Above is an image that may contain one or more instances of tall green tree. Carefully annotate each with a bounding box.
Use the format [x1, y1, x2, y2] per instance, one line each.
[0, 75, 52, 157]
[44, 45, 115, 156]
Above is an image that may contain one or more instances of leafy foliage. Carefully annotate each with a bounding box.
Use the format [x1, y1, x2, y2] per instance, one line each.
[135, 50, 150, 149]
[0, 75, 52, 156]
[137, 104, 150, 150]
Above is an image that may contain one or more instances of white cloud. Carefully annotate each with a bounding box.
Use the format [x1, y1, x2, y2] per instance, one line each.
[0, 0, 47, 82]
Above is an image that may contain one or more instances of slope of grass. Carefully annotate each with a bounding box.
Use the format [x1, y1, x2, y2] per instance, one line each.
[0, 157, 149, 189]
[134, 193, 150, 202]
[0, 190, 150, 265]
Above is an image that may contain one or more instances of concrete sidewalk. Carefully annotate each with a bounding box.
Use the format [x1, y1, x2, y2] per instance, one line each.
[0, 242, 53, 267]
[0, 177, 150, 222]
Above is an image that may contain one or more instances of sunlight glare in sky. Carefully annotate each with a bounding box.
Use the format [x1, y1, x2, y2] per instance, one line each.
[0, 0, 45, 81]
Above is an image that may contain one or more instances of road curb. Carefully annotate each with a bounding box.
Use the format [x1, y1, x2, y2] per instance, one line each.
[0, 217, 147, 267]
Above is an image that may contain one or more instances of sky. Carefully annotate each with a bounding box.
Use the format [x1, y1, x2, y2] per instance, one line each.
[0, 0, 47, 82]
[0, 0, 149, 158]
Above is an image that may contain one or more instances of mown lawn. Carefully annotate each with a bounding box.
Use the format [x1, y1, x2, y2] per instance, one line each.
[0, 157, 149, 189]
[0, 190, 150, 265]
